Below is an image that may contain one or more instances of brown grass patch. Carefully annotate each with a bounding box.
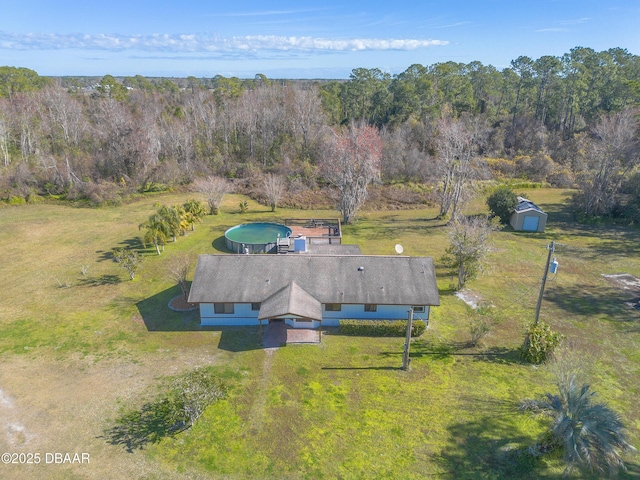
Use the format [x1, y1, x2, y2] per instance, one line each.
[0, 348, 222, 479]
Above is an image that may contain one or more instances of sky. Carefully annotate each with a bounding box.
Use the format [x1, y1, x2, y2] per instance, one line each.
[0, 0, 638, 79]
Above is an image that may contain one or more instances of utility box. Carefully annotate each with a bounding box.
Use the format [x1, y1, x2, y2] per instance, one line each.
[294, 236, 307, 253]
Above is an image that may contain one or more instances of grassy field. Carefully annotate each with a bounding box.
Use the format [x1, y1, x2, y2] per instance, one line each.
[0, 188, 638, 479]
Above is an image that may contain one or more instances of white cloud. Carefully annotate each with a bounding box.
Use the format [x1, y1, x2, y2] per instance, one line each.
[211, 8, 327, 17]
[559, 17, 589, 25]
[536, 17, 588, 33]
[0, 32, 448, 53]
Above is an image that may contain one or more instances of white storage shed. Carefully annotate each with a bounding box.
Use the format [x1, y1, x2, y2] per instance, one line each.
[509, 197, 547, 232]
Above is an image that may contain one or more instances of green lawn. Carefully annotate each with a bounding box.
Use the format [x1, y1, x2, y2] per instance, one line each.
[0, 189, 638, 479]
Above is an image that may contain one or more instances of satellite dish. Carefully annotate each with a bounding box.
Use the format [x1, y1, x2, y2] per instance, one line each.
[395, 244, 404, 255]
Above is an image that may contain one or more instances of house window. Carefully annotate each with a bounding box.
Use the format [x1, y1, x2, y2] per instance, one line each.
[364, 304, 377, 312]
[251, 303, 261, 311]
[214, 303, 234, 314]
[413, 306, 425, 313]
[324, 303, 342, 311]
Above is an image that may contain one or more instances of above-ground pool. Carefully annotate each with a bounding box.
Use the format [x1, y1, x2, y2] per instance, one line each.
[225, 222, 293, 254]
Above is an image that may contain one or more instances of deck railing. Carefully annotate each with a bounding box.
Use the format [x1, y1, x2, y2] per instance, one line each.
[284, 218, 342, 245]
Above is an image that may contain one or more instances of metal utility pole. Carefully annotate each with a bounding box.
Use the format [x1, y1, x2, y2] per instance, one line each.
[402, 307, 414, 370]
[534, 241, 555, 325]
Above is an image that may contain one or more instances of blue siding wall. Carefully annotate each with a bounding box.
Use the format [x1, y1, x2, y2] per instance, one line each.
[199, 303, 429, 327]
[200, 303, 260, 326]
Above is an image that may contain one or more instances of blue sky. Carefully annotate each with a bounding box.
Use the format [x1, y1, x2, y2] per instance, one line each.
[0, 0, 638, 79]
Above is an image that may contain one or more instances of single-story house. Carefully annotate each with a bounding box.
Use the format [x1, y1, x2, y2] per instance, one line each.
[188, 254, 440, 329]
[510, 196, 548, 232]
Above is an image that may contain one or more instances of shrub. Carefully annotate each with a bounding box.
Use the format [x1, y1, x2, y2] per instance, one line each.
[519, 321, 563, 364]
[485, 157, 516, 178]
[139, 182, 170, 193]
[339, 319, 426, 337]
[104, 367, 227, 452]
[467, 306, 496, 347]
[66, 180, 121, 205]
[8, 195, 26, 205]
[487, 186, 518, 224]
[547, 168, 575, 188]
[170, 368, 228, 428]
[26, 191, 43, 203]
[514, 154, 556, 182]
[113, 247, 143, 280]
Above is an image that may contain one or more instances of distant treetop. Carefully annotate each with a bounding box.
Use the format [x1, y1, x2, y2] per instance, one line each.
[0, 66, 51, 98]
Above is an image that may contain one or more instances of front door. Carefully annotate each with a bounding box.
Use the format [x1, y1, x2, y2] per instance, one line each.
[522, 215, 539, 231]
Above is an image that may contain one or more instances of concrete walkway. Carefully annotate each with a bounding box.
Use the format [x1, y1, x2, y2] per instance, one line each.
[262, 322, 320, 348]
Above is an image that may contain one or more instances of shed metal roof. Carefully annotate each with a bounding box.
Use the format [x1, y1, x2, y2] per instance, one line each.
[514, 196, 546, 215]
[188, 254, 440, 307]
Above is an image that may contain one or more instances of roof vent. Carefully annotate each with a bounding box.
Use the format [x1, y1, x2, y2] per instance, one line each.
[358, 266, 364, 272]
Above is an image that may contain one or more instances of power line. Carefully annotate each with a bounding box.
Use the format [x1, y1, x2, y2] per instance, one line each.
[462, 241, 563, 322]
[486, 281, 542, 321]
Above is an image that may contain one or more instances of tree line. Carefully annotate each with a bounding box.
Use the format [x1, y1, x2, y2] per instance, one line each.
[1, 45, 639, 221]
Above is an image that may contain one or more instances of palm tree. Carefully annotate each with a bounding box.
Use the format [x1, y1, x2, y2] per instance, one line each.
[157, 205, 183, 242]
[524, 375, 636, 477]
[139, 213, 170, 255]
[182, 199, 207, 231]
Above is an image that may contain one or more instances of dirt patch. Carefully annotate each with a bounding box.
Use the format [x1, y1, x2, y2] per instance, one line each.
[601, 273, 640, 310]
[454, 290, 484, 310]
[0, 387, 35, 448]
[601, 273, 640, 292]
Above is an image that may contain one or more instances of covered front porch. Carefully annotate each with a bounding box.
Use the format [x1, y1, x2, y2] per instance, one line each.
[257, 280, 323, 346]
[261, 319, 321, 348]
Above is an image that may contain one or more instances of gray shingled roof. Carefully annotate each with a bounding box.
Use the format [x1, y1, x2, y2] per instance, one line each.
[188, 254, 440, 307]
[305, 244, 362, 255]
[258, 281, 323, 320]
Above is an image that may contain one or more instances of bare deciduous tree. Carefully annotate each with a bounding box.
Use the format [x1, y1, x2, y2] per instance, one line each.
[237, 90, 258, 160]
[0, 109, 10, 166]
[192, 176, 230, 215]
[381, 122, 432, 181]
[285, 84, 326, 157]
[167, 253, 194, 300]
[577, 108, 640, 216]
[40, 85, 86, 151]
[184, 89, 218, 159]
[442, 215, 498, 290]
[320, 123, 383, 224]
[435, 114, 487, 219]
[92, 98, 141, 182]
[262, 173, 286, 212]
[255, 86, 284, 168]
[11, 94, 42, 162]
